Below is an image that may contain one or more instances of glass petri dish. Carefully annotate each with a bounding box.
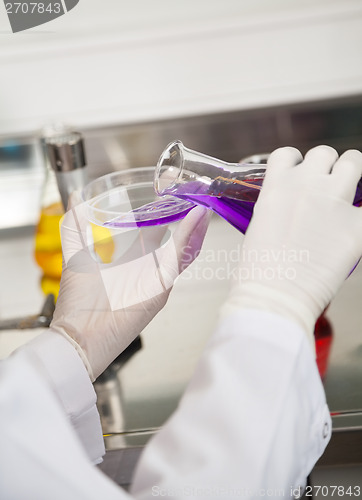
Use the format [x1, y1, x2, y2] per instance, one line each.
[83, 167, 195, 228]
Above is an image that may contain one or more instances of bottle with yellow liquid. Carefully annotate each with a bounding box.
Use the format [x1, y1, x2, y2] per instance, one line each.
[34, 130, 88, 299]
[34, 169, 64, 299]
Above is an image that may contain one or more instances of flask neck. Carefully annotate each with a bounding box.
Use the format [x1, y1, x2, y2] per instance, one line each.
[43, 130, 88, 210]
[55, 168, 88, 210]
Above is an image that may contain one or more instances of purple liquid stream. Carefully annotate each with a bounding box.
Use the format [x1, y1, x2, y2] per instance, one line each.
[104, 207, 194, 228]
[103, 198, 194, 228]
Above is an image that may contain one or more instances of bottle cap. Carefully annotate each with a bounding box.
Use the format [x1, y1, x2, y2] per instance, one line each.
[45, 131, 86, 172]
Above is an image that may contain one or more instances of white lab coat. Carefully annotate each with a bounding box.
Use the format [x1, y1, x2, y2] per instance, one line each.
[0, 310, 331, 499]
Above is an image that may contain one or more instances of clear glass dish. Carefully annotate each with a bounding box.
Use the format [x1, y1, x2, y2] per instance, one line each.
[82, 167, 195, 228]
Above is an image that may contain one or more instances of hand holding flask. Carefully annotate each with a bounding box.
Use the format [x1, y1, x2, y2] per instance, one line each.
[217, 145, 362, 345]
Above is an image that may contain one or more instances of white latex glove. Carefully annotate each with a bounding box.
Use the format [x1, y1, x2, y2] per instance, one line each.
[221, 145, 362, 348]
[51, 199, 210, 381]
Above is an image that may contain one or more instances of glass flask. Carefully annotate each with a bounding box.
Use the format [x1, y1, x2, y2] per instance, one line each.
[34, 127, 66, 299]
[34, 170, 64, 298]
[155, 140, 362, 234]
[34, 129, 88, 297]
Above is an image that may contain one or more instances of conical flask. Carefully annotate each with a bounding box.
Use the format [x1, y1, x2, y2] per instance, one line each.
[155, 140, 362, 234]
[34, 125, 68, 298]
[155, 140, 266, 233]
[34, 128, 88, 298]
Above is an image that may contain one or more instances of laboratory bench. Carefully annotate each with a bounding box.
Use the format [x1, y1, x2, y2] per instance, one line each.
[1, 216, 362, 495]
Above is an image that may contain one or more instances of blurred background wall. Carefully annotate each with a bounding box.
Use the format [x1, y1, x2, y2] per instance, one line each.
[0, 0, 362, 228]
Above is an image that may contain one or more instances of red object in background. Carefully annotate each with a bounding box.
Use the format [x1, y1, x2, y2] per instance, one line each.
[314, 312, 333, 379]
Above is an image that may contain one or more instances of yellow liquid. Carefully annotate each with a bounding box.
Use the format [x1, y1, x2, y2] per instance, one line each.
[91, 224, 115, 264]
[34, 203, 115, 297]
[34, 202, 63, 297]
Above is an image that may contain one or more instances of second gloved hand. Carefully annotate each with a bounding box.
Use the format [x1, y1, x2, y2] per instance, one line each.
[221, 146, 362, 347]
[51, 198, 210, 381]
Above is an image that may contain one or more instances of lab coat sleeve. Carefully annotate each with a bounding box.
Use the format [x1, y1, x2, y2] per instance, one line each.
[0, 329, 130, 500]
[4, 329, 105, 464]
[131, 309, 331, 499]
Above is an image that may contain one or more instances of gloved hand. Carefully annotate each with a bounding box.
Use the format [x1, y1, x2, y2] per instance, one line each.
[51, 197, 210, 381]
[221, 145, 362, 348]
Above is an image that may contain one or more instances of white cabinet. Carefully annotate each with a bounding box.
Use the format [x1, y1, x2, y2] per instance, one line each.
[0, 0, 361, 136]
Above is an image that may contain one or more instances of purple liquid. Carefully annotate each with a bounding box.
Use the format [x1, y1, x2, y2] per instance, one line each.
[176, 192, 254, 233]
[354, 183, 362, 206]
[167, 177, 262, 233]
[167, 177, 362, 234]
[103, 199, 194, 228]
[104, 207, 194, 228]
[104, 177, 362, 231]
